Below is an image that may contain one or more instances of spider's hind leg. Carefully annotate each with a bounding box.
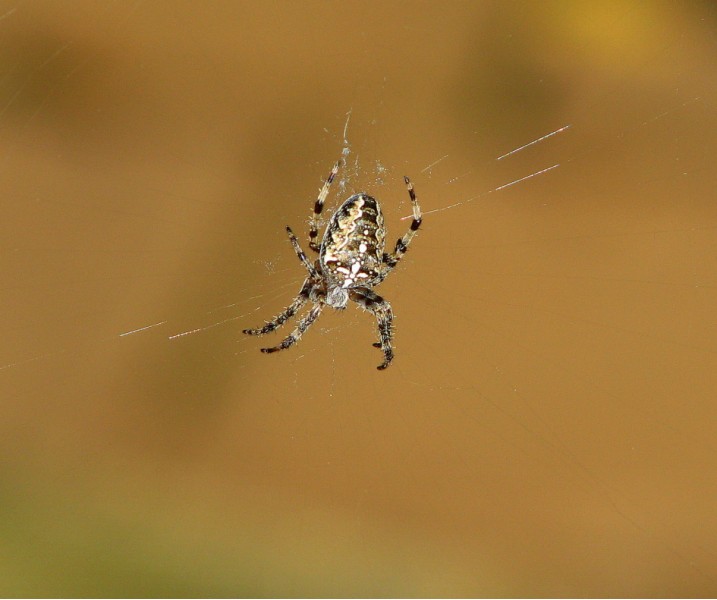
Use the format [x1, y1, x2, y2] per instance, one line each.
[309, 160, 341, 253]
[286, 227, 319, 278]
[382, 176, 422, 271]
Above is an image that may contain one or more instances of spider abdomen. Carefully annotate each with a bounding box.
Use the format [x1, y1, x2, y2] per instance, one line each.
[320, 193, 386, 288]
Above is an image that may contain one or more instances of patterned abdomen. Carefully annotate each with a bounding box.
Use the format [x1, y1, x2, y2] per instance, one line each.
[320, 193, 386, 288]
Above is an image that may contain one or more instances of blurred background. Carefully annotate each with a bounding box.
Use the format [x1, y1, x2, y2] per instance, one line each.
[1, 1, 716, 596]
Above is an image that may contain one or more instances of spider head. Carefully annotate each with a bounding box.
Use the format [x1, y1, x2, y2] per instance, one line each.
[326, 285, 349, 309]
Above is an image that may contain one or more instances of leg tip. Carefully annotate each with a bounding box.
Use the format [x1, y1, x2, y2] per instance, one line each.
[377, 356, 393, 370]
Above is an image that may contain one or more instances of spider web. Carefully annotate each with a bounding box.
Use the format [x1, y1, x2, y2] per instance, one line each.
[1, 2, 716, 596]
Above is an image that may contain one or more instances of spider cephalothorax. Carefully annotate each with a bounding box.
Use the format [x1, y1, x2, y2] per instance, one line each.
[243, 160, 422, 370]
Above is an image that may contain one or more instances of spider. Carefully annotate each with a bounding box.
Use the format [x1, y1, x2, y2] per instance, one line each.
[243, 159, 422, 370]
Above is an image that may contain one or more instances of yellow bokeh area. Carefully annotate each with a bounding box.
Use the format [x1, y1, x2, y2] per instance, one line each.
[1, 1, 716, 596]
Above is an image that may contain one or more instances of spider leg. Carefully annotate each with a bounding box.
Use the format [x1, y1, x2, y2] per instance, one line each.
[309, 160, 341, 253]
[242, 278, 311, 336]
[350, 288, 394, 370]
[381, 176, 422, 273]
[260, 303, 323, 354]
[286, 226, 319, 278]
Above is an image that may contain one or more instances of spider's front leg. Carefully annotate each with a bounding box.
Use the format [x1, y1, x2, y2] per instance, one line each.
[242, 278, 311, 336]
[350, 288, 394, 370]
[260, 304, 323, 354]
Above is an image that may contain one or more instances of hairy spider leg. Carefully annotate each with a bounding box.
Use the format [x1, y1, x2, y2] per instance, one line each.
[242, 224, 319, 337]
[350, 287, 394, 370]
[260, 303, 323, 354]
[242, 278, 311, 336]
[308, 160, 341, 253]
[286, 226, 319, 278]
[380, 176, 422, 273]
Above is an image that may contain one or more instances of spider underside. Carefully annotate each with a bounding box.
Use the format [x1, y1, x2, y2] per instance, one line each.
[243, 160, 422, 370]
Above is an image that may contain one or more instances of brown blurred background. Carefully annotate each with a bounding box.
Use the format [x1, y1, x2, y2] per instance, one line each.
[1, 1, 716, 596]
